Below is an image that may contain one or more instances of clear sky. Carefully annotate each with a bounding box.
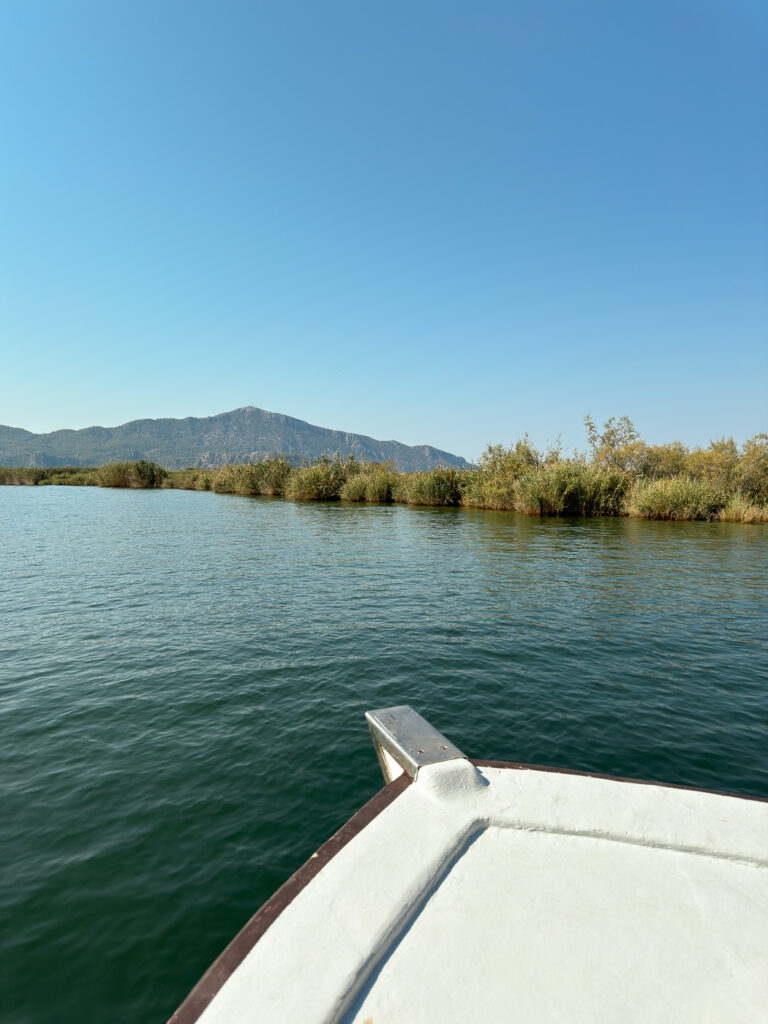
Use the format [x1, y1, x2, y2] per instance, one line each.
[1, 0, 766, 461]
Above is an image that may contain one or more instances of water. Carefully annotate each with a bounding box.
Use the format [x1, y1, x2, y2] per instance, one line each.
[1, 486, 766, 1023]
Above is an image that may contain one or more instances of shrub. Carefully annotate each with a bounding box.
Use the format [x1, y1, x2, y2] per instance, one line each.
[585, 414, 645, 474]
[460, 439, 541, 510]
[97, 463, 133, 488]
[685, 438, 740, 491]
[461, 469, 517, 510]
[133, 460, 167, 487]
[638, 442, 690, 479]
[479, 438, 540, 476]
[735, 434, 768, 502]
[97, 461, 167, 488]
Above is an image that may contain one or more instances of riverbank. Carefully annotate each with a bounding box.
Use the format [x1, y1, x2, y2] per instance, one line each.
[2, 450, 767, 522]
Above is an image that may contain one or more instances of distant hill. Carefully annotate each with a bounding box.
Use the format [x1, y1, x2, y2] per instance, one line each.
[0, 407, 470, 472]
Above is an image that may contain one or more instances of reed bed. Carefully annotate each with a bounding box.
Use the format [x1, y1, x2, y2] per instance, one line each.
[717, 495, 768, 524]
[393, 467, 464, 506]
[627, 477, 726, 521]
[340, 465, 397, 503]
[0, 466, 100, 486]
[96, 461, 167, 488]
[515, 463, 629, 517]
[2, 424, 766, 522]
[285, 458, 353, 501]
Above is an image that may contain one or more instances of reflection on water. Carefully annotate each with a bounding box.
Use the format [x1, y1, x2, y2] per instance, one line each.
[1, 487, 766, 1022]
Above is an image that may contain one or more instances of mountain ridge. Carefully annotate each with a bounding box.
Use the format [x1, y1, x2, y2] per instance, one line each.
[0, 406, 470, 472]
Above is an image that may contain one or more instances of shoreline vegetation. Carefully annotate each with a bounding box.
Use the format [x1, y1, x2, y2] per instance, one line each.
[2, 417, 766, 524]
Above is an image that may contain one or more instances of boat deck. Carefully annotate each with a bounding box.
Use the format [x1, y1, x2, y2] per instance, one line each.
[349, 767, 767, 1022]
[171, 710, 768, 1024]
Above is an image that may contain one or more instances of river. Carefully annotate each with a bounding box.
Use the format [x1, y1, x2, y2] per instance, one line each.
[1, 486, 766, 1022]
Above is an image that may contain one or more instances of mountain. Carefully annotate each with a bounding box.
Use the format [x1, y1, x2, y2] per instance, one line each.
[0, 407, 470, 472]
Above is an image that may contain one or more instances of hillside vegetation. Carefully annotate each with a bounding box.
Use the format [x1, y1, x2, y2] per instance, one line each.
[2, 418, 766, 522]
[0, 406, 469, 472]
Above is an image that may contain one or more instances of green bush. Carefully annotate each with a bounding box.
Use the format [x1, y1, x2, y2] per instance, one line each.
[638, 442, 690, 479]
[3, 419, 767, 527]
[685, 438, 740, 491]
[584, 414, 645, 474]
[134, 460, 167, 487]
[735, 434, 768, 502]
[97, 464, 132, 488]
[479, 438, 540, 476]
[97, 461, 167, 488]
[461, 469, 517, 510]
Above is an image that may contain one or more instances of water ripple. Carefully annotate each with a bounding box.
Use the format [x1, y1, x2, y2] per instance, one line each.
[1, 488, 767, 1022]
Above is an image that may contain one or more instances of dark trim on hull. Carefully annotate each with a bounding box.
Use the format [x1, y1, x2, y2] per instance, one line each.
[472, 760, 768, 803]
[168, 772, 411, 1024]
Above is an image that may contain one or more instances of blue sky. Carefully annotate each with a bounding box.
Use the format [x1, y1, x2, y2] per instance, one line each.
[1, 0, 765, 461]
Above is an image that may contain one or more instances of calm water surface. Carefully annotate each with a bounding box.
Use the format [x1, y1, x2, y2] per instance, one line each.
[1, 487, 767, 1022]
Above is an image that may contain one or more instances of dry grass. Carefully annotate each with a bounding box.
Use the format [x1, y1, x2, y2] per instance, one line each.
[718, 495, 768, 523]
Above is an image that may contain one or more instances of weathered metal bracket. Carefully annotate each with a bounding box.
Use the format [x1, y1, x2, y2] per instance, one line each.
[365, 705, 467, 783]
